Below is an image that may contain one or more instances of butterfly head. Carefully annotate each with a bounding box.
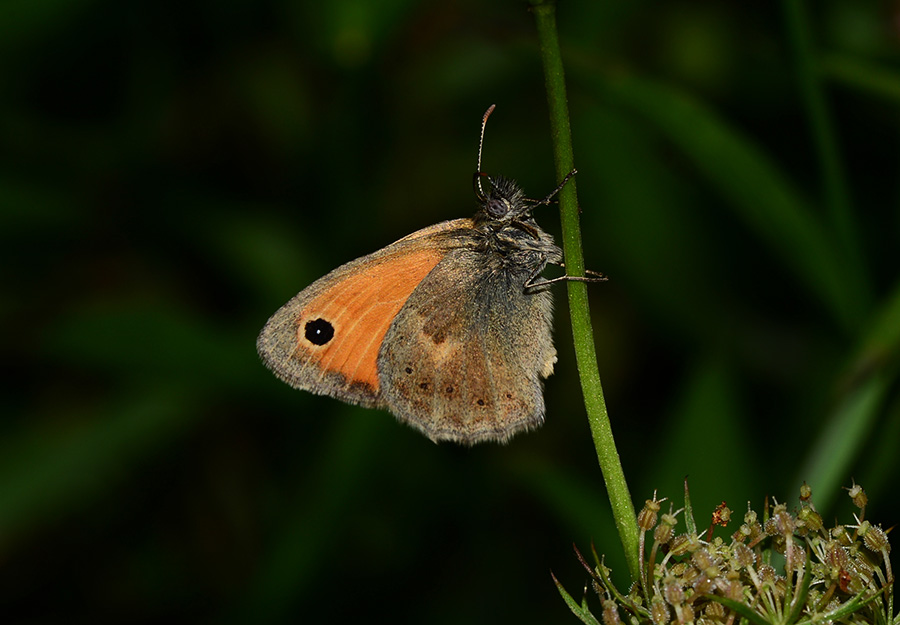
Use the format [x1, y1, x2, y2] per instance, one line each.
[472, 105, 573, 233]
[474, 173, 532, 225]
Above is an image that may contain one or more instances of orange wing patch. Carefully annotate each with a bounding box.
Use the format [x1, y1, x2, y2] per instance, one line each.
[296, 248, 443, 392]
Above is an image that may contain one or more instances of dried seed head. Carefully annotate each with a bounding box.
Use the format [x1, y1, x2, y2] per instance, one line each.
[694, 574, 715, 595]
[746, 522, 765, 544]
[744, 507, 758, 525]
[670, 562, 690, 577]
[671, 534, 701, 556]
[602, 599, 622, 625]
[785, 544, 806, 572]
[832, 525, 853, 546]
[692, 548, 715, 571]
[826, 540, 850, 572]
[740, 506, 764, 544]
[677, 602, 695, 624]
[847, 482, 867, 509]
[664, 577, 685, 606]
[650, 597, 670, 625]
[718, 578, 745, 601]
[638, 496, 663, 531]
[705, 601, 726, 620]
[681, 565, 701, 586]
[765, 505, 795, 537]
[573, 486, 892, 625]
[797, 506, 824, 533]
[732, 542, 755, 569]
[860, 522, 890, 553]
[655, 512, 679, 544]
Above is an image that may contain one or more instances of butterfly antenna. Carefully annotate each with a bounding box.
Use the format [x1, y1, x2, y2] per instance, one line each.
[475, 104, 496, 199]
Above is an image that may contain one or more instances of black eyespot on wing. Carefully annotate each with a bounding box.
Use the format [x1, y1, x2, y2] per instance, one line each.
[304, 318, 334, 345]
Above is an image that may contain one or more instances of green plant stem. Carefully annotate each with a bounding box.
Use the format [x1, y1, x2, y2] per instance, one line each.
[530, 0, 640, 583]
[782, 0, 870, 327]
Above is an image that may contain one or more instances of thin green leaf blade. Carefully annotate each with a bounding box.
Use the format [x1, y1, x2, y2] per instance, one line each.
[588, 73, 862, 332]
[552, 573, 603, 625]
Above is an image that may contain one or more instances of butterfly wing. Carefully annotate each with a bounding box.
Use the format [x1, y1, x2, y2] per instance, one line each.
[378, 233, 557, 444]
[256, 219, 471, 408]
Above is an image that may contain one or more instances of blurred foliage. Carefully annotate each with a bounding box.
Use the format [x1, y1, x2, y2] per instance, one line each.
[1, 0, 899, 623]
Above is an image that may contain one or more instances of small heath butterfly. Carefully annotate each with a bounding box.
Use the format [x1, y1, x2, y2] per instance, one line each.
[257, 105, 604, 445]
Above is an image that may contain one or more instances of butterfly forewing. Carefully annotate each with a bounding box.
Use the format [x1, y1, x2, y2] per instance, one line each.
[256, 226, 459, 407]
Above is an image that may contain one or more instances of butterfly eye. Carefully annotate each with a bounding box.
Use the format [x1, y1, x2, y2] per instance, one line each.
[485, 198, 509, 219]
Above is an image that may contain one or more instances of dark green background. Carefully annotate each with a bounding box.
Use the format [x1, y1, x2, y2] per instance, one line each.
[2, 0, 898, 623]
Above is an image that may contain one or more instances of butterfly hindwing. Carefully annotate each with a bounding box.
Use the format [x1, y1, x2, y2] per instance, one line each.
[378, 240, 557, 444]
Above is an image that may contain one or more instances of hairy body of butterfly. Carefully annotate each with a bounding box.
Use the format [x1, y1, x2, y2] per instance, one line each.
[256, 174, 564, 445]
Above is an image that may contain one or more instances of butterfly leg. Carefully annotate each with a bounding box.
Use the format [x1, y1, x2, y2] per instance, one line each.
[534, 169, 578, 207]
[523, 257, 608, 291]
[530, 273, 607, 288]
[560, 263, 608, 280]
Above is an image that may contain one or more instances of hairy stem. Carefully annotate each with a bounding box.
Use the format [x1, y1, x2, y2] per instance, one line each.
[530, 0, 640, 582]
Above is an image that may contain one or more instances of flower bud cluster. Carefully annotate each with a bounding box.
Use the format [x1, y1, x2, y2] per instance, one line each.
[563, 482, 894, 625]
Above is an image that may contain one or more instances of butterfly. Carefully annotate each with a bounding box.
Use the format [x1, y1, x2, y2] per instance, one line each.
[257, 105, 604, 444]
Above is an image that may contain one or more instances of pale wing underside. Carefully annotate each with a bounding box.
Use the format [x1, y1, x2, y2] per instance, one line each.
[378, 245, 557, 444]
